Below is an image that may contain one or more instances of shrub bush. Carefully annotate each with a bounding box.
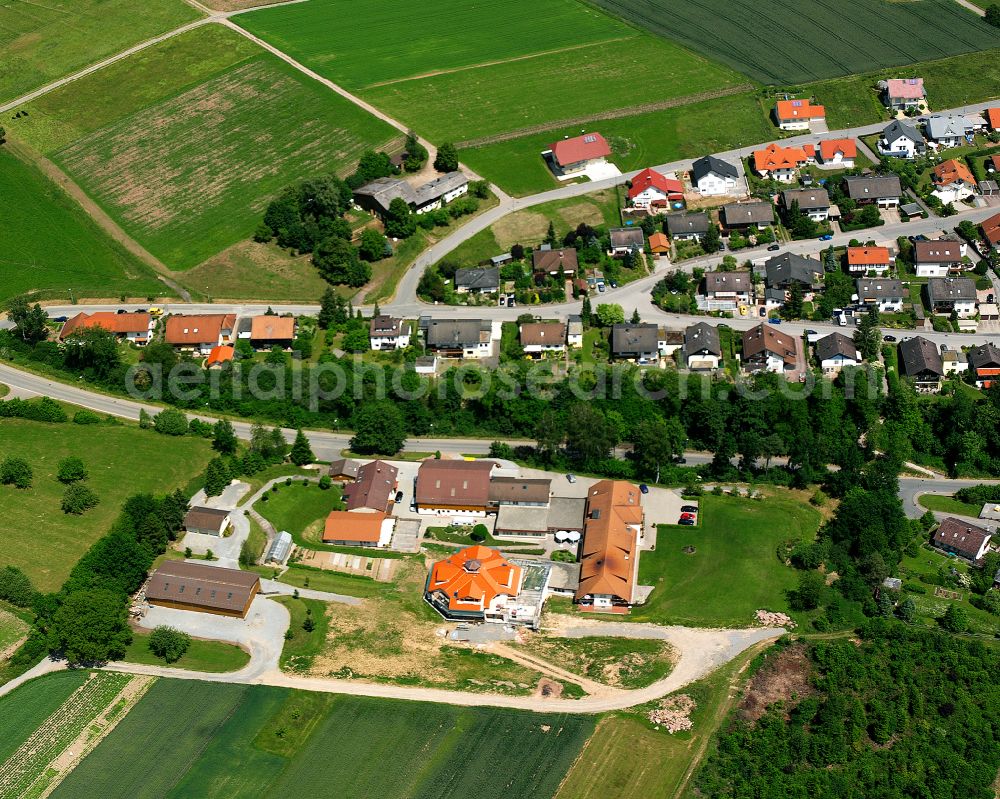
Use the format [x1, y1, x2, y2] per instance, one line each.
[148, 625, 190, 663]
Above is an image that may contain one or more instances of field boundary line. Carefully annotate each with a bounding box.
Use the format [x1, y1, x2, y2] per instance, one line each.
[455, 83, 754, 148]
[360, 36, 637, 90]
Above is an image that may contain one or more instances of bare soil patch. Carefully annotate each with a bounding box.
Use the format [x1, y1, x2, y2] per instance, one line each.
[736, 644, 815, 724]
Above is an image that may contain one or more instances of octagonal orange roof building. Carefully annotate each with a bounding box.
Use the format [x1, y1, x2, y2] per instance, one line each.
[424, 545, 523, 622]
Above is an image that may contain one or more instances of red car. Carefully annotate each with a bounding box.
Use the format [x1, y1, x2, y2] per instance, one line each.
[679, 512, 696, 521]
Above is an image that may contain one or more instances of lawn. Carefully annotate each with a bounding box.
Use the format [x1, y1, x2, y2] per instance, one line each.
[9, 25, 400, 270]
[917, 494, 982, 517]
[40, 675, 594, 799]
[0, 0, 199, 104]
[0, 414, 214, 592]
[254, 481, 343, 537]
[0, 605, 29, 655]
[270, 564, 384, 599]
[274, 596, 330, 672]
[633, 493, 821, 627]
[122, 629, 250, 672]
[0, 147, 166, 304]
[461, 91, 773, 196]
[588, 0, 1000, 85]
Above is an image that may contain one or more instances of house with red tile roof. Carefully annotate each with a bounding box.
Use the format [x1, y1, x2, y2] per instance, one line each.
[986, 108, 1000, 131]
[546, 132, 611, 176]
[883, 78, 925, 111]
[164, 314, 236, 354]
[59, 312, 152, 345]
[648, 232, 670, 257]
[576, 480, 643, 611]
[931, 158, 977, 203]
[250, 315, 295, 349]
[981, 211, 1000, 251]
[627, 167, 684, 212]
[774, 98, 825, 131]
[752, 142, 815, 183]
[846, 246, 892, 275]
[932, 517, 992, 563]
[323, 510, 394, 548]
[425, 545, 525, 623]
[205, 345, 234, 368]
[817, 138, 857, 167]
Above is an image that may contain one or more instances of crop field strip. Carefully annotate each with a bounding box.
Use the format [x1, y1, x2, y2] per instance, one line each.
[8, 24, 400, 270]
[585, 0, 999, 85]
[0, 0, 199, 104]
[0, 672, 138, 799]
[0, 672, 89, 765]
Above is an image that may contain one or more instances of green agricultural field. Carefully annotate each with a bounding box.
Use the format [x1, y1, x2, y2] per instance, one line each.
[0, 671, 89, 764]
[587, 0, 999, 85]
[461, 91, 773, 196]
[237, 0, 635, 90]
[633, 493, 821, 628]
[0, 414, 213, 592]
[45, 676, 594, 799]
[0, 148, 166, 303]
[9, 25, 400, 270]
[0, 0, 198, 104]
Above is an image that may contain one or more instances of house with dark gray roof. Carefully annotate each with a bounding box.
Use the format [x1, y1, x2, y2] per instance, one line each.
[691, 155, 740, 196]
[878, 120, 926, 159]
[683, 322, 721, 370]
[782, 188, 831, 221]
[899, 336, 944, 391]
[762, 252, 822, 292]
[355, 172, 468, 217]
[611, 323, 662, 363]
[856, 278, 905, 312]
[842, 175, 902, 208]
[665, 212, 711, 241]
[609, 227, 645, 256]
[454, 267, 500, 294]
[721, 201, 773, 230]
[424, 319, 494, 359]
[927, 277, 977, 317]
[814, 333, 860, 374]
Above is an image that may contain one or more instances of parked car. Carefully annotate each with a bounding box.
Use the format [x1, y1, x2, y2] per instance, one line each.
[52, 316, 67, 323]
[394, 490, 404, 503]
[116, 309, 127, 314]
[818, 234, 833, 241]
[989, 294, 995, 304]
[767, 243, 780, 251]
[804, 329, 816, 335]
[759, 307, 767, 317]
[680, 512, 696, 520]
[681, 505, 699, 513]
[566, 474, 577, 483]
[884, 334, 897, 342]
[609, 281, 618, 289]
[679, 518, 696, 526]
[639, 484, 649, 494]
[768, 317, 782, 324]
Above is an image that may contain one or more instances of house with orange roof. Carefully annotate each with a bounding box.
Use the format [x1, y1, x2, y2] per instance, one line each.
[774, 98, 825, 131]
[817, 138, 856, 168]
[322, 510, 394, 548]
[164, 314, 236, 354]
[648, 232, 670, 257]
[931, 158, 977, 204]
[987, 108, 1000, 131]
[981, 211, 1000, 252]
[205, 345, 234, 368]
[846, 245, 892, 275]
[627, 167, 684, 212]
[576, 480, 643, 611]
[58, 311, 152, 345]
[424, 545, 527, 624]
[250, 315, 296, 350]
[752, 142, 815, 183]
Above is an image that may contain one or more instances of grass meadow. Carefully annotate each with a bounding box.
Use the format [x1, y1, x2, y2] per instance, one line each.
[0, 148, 165, 303]
[633, 493, 821, 628]
[9, 25, 400, 270]
[587, 0, 999, 85]
[41, 677, 594, 799]
[122, 630, 250, 673]
[0, 671, 89, 764]
[0, 416, 213, 592]
[0, 0, 198, 104]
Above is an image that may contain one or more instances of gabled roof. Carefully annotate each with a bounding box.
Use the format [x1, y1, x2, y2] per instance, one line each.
[842, 174, 902, 200]
[856, 277, 904, 298]
[425, 319, 491, 349]
[742, 323, 797, 366]
[550, 132, 611, 166]
[627, 167, 683, 200]
[927, 114, 972, 140]
[664, 212, 710, 236]
[914, 239, 963, 263]
[164, 314, 236, 345]
[146, 561, 259, 614]
[412, 171, 467, 206]
[455, 267, 500, 290]
[691, 154, 739, 182]
[847, 246, 891, 266]
[885, 78, 924, 100]
[704, 271, 752, 294]
[899, 336, 943, 377]
[753, 142, 814, 173]
[59, 311, 150, 341]
[969, 342, 1000, 370]
[323, 510, 387, 544]
[815, 332, 859, 363]
[648, 232, 670, 251]
[819, 138, 857, 160]
[775, 98, 825, 121]
[684, 322, 721, 357]
[354, 176, 413, 213]
[882, 119, 924, 144]
[344, 459, 398, 512]
[576, 480, 642, 603]
[927, 277, 977, 303]
[611, 323, 659, 355]
[931, 158, 975, 187]
[489, 477, 551, 504]
[369, 315, 404, 338]
[782, 188, 830, 211]
[184, 506, 230, 532]
[721, 201, 773, 226]
[933, 517, 991, 560]
[982, 212, 1000, 245]
[416, 459, 495, 507]
[988, 108, 1000, 130]
[428, 545, 522, 612]
[519, 321, 566, 347]
[532, 248, 578, 273]
[764, 252, 821, 288]
[250, 315, 295, 342]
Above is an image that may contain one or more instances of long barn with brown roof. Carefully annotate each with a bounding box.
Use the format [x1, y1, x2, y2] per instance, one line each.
[145, 561, 260, 618]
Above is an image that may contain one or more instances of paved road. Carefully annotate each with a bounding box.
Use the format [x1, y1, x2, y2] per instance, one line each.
[898, 476, 1000, 518]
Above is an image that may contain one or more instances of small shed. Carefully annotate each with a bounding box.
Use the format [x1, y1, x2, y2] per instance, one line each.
[183, 506, 230, 536]
[266, 531, 293, 565]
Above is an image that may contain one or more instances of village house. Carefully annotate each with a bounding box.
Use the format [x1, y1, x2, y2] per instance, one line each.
[608, 227, 645, 257]
[981, 212, 1000, 252]
[762, 252, 823, 296]
[494, 496, 586, 541]
[354, 172, 468, 217]
[369, 315, 411, 351]
[532, 247, 578, 277]
[931, 159, 977, 204]
[774, 98, 825, 131]
[682, 322, 722, 370]
[742, 323, 802, 378]
[969, 343, 1000, 389]
[648, 232, 670, 258]
[988, 108, 1000, 131]
[576, 480, 643, 611]
[322, 510, 394, 548]
[343, 459, 398, 513]
[817, 138, 857, 168]
[926, 114, 973, 148]
[519, 321, 567, 357]
[782, 188, 831, 222]
[847, 245, 892, 275]
[424, 318, 494, 359]
[856, 277, 905, 313]
[164, 314, 236, 354]
[488, 477, 551, 509]
[720, 201, 774, 231]
[425, 545, 527, 624]
[59, 311, 153, 346]
[932, 517, 992, 563]
[183, 506, 230, 537]
[690, 155, 740, 196]
[328, 458, 361, 482]
[914, 239, 965, 277]
[842, 175, 902, 208]
[752, 142, 814, 183]
[627, 167, 684, 211]
[899, 336, 944, 392]
[611, 323, 663, 364]
[414, 459, 497, 518]
[454, 266, 500, 294]
[145, 561, 259, 619]
[250, 315, 295, 350]
[664, 212, 710, 241]
[703, 270, 753, 309]
[815, 333, 861, 375]
[545, 132, 611, 177]
[941, 346, 967, 376]
[566, 314, 584, 348]
[205, 345, 234, 368]
[882, 78, 925, 111]
[877, 119, 926, 159]
[927, 277, 977, 318]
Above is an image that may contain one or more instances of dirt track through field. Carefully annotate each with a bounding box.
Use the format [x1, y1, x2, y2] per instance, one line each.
[455, 83, 754, 149]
